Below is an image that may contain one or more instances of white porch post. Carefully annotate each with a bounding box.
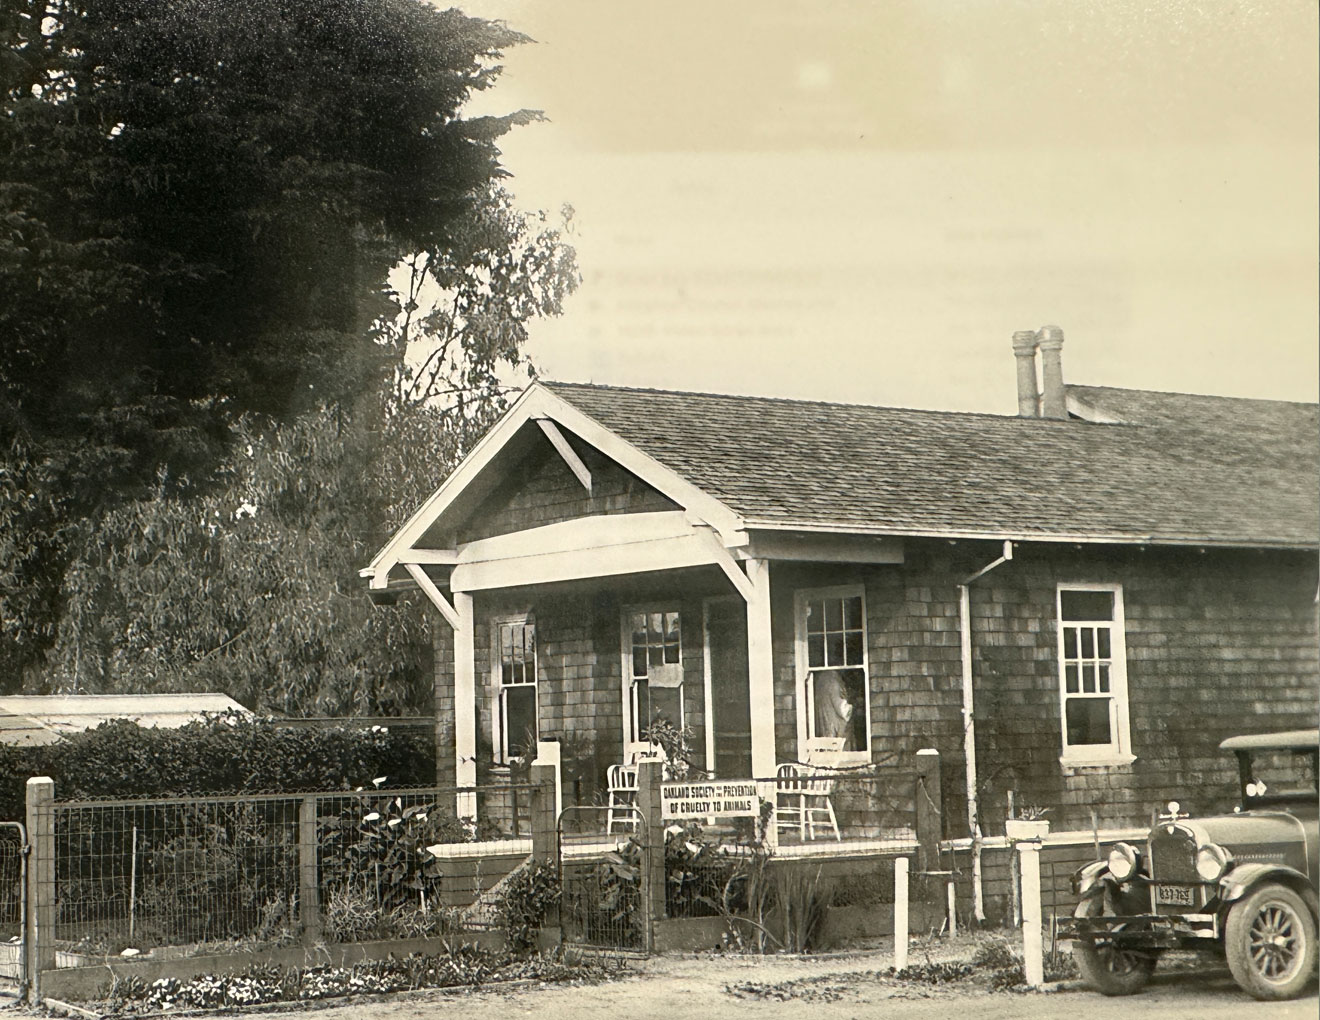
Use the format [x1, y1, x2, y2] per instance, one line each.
[745, 557, 778, 842]
[453, 591, 478, 821]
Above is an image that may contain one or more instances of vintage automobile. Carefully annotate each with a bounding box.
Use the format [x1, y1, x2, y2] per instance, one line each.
[1060, 728, 1318, 1001]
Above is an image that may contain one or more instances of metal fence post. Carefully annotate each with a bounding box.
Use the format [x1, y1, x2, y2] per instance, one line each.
[298, 796, 320, 942]
[894, 855, 909, 971]
[24, 777, 54, 1000]
[913, 749, 942, 874]
[1018, 838, 1044, 987]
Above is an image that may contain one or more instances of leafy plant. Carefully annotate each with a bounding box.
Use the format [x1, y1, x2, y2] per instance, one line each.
[495, 859, 561, 951]
[318, 797, 452, 912]
[640, 718, 698, 779]
[321, 886, 462, 943]
[772, 863, 830, 952]
[663, 823, 742, 919]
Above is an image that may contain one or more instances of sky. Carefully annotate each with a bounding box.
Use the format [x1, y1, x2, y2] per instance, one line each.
[456, 0, 1318, 415]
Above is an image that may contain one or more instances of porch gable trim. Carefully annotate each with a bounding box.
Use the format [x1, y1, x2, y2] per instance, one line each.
[362, 383, 746, 589]
[535, 417, 592, 493]
[448, 511, 746, 593]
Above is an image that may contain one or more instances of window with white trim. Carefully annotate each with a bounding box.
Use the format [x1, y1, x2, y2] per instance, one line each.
[1057, 585, 1131, 763]
[495, 620, 537, 762]
[626, 610, 683, 743]
[796, 587, 870, 759]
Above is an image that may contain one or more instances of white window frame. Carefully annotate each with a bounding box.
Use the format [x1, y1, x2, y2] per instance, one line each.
[794, 584, 871, 765]
[1055, 583, 1135, 766]
[620, 605, 684, 761]
[491, 615, 538, 765]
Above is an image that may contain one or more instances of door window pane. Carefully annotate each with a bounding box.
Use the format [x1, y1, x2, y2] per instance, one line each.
[503, 686, 537, 758]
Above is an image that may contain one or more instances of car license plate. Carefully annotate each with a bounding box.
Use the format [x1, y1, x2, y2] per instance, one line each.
[1155, 884, 1195, 907]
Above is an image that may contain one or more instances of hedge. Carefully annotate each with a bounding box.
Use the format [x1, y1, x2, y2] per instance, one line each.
[0, 714, 435, 819]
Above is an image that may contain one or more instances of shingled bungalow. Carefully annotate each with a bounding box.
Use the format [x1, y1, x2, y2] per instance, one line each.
[363, 331, 1318, 869]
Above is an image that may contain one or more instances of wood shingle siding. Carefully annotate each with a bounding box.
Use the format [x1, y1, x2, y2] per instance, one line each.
[456, 432, 678, 546]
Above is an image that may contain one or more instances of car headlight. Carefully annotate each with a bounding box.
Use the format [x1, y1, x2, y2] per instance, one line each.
[1107, 842, 1138, 882]
[1196, 843, 1231, 882]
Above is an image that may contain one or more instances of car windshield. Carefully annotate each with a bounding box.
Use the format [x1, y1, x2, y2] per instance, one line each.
[1242, 747, 1318, 802]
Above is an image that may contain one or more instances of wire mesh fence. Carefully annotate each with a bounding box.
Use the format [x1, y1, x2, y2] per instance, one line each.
[0, 824, 24, 984]
[49, 782, 542, 962]
[55, 795, 302, 957]
[558, 806, 649, 951]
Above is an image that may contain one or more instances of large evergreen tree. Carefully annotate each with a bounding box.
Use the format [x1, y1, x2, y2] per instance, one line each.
[0, 1, 576, 699]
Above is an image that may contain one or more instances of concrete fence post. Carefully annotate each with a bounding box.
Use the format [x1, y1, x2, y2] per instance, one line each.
[527, 763, 561, 944]
[636, 760, 665, 938]
[25, 777, 55, 1000]
[535, 740, 563, 822]
[913, 749, 942, 874]
[1017, 838, 1044, 987]
[894, 856, 909, 971]
[298, 796, 320, 942]
[528, 763, 559, 864]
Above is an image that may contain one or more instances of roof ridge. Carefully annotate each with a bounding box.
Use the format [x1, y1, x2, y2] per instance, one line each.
[541, 379, 1316, 418]
[1067, 382, 1317, 410]
[539, 379, 1085, 425]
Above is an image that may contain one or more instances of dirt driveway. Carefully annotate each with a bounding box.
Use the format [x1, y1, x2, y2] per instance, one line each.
[225, 939, 1318, 1020]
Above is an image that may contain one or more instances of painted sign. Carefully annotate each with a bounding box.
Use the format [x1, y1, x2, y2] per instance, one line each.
[661, 780, 760, 819]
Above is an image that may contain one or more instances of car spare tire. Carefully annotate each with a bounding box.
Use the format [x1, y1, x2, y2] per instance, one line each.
[1225, 883, 1317, 1001]
[1071, 895, 1157, 996]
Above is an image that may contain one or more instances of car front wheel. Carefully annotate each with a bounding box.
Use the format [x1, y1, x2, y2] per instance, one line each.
[1072, 894, 1157, 996]
[1224, 883, 1317, 1001]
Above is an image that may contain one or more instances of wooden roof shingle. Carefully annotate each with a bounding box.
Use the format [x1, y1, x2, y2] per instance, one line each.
[541, 381, 1319, 548]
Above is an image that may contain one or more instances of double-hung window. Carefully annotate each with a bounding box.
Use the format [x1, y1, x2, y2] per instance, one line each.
[1056, 585, 1132, 764]
[495, 619, 537, 763]
[795, 586, 870, 761]
[626, 610, 683, 745]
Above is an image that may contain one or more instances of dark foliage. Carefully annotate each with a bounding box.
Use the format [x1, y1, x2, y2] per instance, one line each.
[496, 858, 561, 950]
[0, 713, 434, 818]
[0, 0, 556, 691]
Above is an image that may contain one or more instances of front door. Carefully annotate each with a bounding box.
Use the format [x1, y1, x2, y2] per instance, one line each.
[705, 598, 752, 778]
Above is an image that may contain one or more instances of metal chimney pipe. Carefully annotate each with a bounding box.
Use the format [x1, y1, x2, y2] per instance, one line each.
[1012, 331, 1040, 417]
[1037, 325, 1066, 419]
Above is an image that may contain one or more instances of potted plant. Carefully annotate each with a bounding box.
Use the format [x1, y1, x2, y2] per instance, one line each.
[1004, 804, 1051, 841]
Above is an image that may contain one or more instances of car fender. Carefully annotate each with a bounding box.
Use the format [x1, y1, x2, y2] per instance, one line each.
[1220, 864, 1320, 919]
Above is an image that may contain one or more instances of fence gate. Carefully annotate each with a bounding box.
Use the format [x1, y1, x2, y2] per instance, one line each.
[557, 805, 649, 953]
[0, 823, 26, 993]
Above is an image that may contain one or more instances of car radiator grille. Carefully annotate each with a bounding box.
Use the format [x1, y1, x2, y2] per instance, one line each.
[1148, 826, 1198, 883]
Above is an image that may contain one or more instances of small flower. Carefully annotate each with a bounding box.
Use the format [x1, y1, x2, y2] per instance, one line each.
[362, 812, 381, 822]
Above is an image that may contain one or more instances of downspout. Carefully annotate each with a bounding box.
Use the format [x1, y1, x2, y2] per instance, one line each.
[959, 539, 1013, 924]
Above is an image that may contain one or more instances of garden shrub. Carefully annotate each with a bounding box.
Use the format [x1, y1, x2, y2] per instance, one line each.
[0, 713, 435, 817]
[663, 824, 744, 918]
[495, 859, 561, 950]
